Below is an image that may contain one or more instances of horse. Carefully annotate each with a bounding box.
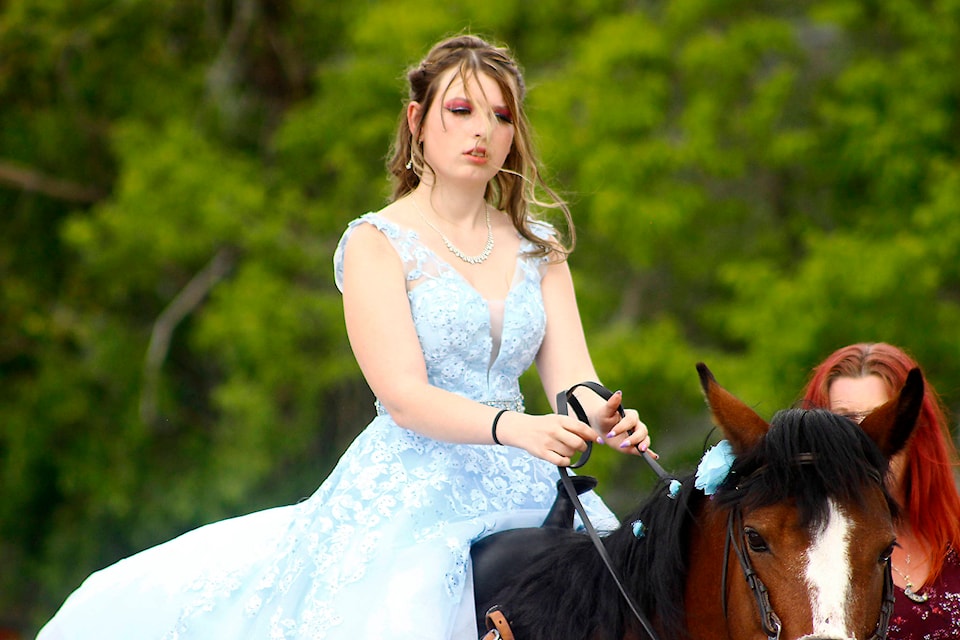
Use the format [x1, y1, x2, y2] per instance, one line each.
[470, 363, 923, 640]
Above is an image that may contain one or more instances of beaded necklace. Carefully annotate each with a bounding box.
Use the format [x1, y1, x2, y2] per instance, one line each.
[411, 196, 494, 265]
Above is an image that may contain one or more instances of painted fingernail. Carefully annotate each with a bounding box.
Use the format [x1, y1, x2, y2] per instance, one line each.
[597, 436, 605, 444]
[606, 431, 616, 439]
[640, 443, 647, 452]
[619, 440, 631, 449]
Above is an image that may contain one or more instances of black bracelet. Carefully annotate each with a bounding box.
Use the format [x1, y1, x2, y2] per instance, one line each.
[491, 409, 509, 446]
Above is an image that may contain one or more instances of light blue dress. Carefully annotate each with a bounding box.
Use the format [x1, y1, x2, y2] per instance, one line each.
[37, 213, 617, 640]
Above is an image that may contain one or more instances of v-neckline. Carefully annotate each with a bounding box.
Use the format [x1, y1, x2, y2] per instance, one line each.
[377, 213, 524, 303]
[417, 236, 521, 304]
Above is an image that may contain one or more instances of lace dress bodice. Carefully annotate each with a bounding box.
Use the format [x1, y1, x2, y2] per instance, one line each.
[334, 212, 549, 408]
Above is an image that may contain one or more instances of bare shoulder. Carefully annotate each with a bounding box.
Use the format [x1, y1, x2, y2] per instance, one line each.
[341, 209, 406, 278]
[342, 219, 392, 259]
[344, 201, 407, 252]
[377, 198, 419, 228]
[541, 255, 573, 286]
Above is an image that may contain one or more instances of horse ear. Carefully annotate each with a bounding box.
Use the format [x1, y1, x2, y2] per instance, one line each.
[697, 362, 770, 454]
[857, 368, 923, 459]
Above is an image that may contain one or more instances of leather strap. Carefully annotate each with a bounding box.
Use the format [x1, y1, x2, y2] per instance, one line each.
[726, 507, 782, 638]
[556, 382, 662, 640]
[558, 380, 671, 479]
[481, 607, 515, 640]
[479, 383, 667, 640]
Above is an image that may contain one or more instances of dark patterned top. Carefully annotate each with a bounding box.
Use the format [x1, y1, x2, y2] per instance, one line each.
[889, 547, 960, 639]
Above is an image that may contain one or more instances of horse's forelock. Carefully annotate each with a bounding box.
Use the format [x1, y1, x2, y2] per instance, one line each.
[716, 409, 895, 529]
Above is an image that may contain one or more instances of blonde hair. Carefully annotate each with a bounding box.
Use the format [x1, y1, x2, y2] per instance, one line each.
[387, 34, 574, 259]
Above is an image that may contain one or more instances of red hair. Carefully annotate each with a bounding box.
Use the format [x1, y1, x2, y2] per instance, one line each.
[801, 343, 960, 581]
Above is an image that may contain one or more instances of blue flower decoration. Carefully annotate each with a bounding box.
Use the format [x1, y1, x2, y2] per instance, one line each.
[694, 440, 735, 496]
[631, 519, 646, 539]
[667, 479, 682, 499]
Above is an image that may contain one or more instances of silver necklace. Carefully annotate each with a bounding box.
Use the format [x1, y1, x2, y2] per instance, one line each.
[893, 554, 929, 603]
[411, 196, 494, 265]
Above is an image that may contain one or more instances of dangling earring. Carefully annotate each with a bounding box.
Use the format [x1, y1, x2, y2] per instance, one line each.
[406, 138, 417, 171]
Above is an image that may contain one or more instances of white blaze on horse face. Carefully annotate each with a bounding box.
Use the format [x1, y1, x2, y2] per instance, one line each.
[803, 499, 855, 639]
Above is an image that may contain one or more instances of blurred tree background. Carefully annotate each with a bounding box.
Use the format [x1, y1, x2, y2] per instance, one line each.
[3, 0, 960, 634]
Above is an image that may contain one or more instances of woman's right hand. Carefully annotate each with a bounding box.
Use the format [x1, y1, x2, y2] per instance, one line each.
[494, 411, 602, 467]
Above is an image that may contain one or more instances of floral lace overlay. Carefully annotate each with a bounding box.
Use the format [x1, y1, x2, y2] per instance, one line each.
[334, 212, 552, 403]
[39, 213, 617, 640]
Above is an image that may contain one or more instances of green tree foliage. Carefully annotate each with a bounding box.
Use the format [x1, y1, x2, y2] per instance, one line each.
[3, 0, 960, 634]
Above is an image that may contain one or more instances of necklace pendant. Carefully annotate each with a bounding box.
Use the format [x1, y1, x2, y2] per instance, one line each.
[903, 583, 929, 604]
[894, 553, 930, 603]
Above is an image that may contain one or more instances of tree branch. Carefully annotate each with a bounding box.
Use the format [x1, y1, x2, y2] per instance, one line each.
[140, 248, 237, 427]
[0, 160, 105, 203]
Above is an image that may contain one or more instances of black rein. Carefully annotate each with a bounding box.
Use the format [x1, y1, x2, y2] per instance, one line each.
[556, 382, 662, 640]
[494, 382, 896, 640]
[557, 383, 897, 640]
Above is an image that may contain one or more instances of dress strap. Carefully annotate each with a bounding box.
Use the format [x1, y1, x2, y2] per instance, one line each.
[333, 213, 418, 293]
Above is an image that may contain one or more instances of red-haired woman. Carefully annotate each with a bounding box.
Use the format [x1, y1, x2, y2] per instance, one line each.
[801, 342, 960, 639]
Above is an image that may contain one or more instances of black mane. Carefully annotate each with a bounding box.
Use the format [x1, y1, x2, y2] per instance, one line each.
[490, 408, 894, 640]
[713, 409, 896, 528]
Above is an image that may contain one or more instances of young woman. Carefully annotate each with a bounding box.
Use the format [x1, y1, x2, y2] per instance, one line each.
[38, 35, 651, 639]
[801, 342, 960, 639]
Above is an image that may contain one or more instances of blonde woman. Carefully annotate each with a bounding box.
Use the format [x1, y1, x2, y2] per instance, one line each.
[39, 35, 651, 639]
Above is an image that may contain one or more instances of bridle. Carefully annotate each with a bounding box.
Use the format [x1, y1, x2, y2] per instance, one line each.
[723, 506, 783, 638]
[720, 464, 896, 640]
[525, 383, 897, 640]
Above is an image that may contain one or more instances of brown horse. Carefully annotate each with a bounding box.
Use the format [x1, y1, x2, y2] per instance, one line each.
[471, 363, 922, 640]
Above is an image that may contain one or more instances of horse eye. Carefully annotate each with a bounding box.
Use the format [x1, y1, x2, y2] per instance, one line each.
[879, 543, 896, 564]
[744, 527, 768, 552]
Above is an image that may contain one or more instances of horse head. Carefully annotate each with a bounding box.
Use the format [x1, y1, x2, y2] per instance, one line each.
[689, 363, 922, 640]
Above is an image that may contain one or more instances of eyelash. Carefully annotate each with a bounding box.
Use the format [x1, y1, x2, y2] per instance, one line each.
[444, 106, 513, 124]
